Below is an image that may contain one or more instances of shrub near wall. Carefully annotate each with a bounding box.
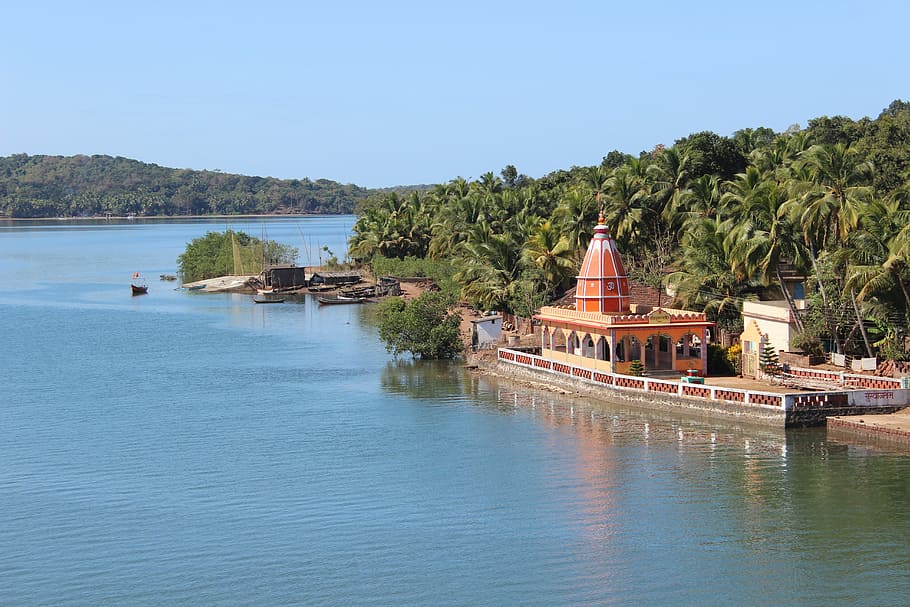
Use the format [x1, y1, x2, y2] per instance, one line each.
[708, 344, 735, 375]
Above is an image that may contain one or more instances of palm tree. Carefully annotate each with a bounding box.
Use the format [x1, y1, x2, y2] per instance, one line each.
[600, 166, 646, 248]
[647, 146, 692, 223]
[427, 187, 486, 259]
[551, 186, 598, 259]
[843, 196, 910, 319]
[780, 142, 875, 353]
[453, 227, 524, 311]
[677, 174, 722, 234]
[725, 175, 808, 333]
[522, 220, 576, 297]
[791, 143, 874, 250]
[667, 216, 759, 333]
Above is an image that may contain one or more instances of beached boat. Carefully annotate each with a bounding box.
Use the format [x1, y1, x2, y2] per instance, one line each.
[307, 284, 336, 293]
[131, 272, 148, 295]
[317, 295, 364, 305]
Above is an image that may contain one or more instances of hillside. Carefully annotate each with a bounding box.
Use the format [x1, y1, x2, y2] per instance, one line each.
[0, 154, 375, 218]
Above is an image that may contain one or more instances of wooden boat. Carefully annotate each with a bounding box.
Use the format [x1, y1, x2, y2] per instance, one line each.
[253, 296, 285, 304]
[317, 295, 364, 305]
[307, 284, 336, 293]
[131, 272, 148, 296]
[340, 286, 377, 298]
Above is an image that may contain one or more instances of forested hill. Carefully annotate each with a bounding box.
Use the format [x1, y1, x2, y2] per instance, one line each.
[0, 154, 375, 218]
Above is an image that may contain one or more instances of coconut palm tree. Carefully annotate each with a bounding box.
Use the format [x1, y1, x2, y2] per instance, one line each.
[791, 143, 874, 249]
[843, 196, 910, 317]
[725, 175, 808, 333]
[778, 142, 875, 353]
[453, 227, 524, 311]
[600, 166, 646, 249]
[647, 146, 692, 223]
[676, 174, 723, 234]
[522, 220, 576, 297]
[552, 186, 598, 258]
[667, 216, 759, 333]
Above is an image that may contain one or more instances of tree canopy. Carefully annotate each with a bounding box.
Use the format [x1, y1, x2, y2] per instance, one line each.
[377, 291, 464, 359]
[177, 230, 298, 281]
[350, 99, 910, 360]
[0, 154, 378, 218]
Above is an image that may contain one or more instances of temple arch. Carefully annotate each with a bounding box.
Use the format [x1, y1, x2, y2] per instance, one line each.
[580, 333, 596, 358]
[641, 334, 673, 370]
[629, 336, 641, 362]
[551, 328, 566, 353]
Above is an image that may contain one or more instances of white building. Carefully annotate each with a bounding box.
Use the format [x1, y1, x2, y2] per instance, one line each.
[740, 300, 806, 379]
[742, 300, 804, 354]
[470, 315, 502, 349]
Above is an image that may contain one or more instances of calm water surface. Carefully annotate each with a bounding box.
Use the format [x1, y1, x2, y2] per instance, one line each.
[1, 218, 909, 606]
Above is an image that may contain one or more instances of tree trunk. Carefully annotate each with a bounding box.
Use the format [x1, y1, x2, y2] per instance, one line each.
[851, 288, 874, 358]
[809, 248, 843, 354]
[896, 273, 910, 314]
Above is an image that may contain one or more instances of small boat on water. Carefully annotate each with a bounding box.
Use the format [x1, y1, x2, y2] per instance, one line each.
[253, 296, 285, 304]
[131, 272, 148, 296]
[317, 295, 364, 305]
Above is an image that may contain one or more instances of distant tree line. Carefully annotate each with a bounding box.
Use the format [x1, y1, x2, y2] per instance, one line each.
[0, 154, 377, 218]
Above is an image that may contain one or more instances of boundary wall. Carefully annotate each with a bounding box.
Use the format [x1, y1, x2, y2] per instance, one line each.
[497, 349, 907, 427]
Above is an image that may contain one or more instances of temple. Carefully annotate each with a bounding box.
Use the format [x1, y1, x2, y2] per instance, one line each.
[534, 215, 714, 376]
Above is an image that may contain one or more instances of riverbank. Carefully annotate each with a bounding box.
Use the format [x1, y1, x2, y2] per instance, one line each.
[828, 409, 910, 448]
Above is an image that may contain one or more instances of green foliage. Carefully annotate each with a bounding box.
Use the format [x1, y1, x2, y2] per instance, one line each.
[759, 343, 781, 376]
[369, 255, 458, 298]
[675, 131, 747, 180]
[13, 102, 910, 366]
[0, 154, 375, 218]
[868, 315, 910, 362]
[321, 246, 340, 269]
[377, 292, 464, 359]
[628, 359, 644, 376]
[177, 230, 297, 281]
[707, 343, 735, 375]
[725, 343, 743, 375]
[507, 269, 550, 319]
[791, 331, 824, 357]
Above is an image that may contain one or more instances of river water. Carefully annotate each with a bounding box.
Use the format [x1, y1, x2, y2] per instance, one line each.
[1, 217, 909, 606]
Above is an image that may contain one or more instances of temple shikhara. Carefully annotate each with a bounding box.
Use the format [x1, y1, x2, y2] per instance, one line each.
[534, 215, 714, 376]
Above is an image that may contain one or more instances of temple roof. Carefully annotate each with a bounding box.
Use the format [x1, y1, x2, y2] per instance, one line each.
[575, 216, 631, 314]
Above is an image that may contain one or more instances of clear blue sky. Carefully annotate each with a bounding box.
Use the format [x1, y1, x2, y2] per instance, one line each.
[2, 1, 908, 188]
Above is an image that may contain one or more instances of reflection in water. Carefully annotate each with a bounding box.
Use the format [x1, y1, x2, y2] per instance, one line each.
[377, 360, 910, 605]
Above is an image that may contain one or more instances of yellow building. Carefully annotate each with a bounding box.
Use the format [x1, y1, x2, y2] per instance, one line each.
[534, 216, 714, 376]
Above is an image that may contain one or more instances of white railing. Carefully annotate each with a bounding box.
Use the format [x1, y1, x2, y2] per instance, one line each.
[498, 349, 909, 415]
[498, 348, 787, 410]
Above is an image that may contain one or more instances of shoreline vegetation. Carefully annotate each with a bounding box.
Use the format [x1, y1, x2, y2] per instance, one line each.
[349, 100, 910, 369]
[7, 100, 910, 369]
[0, 153, 392, 219]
